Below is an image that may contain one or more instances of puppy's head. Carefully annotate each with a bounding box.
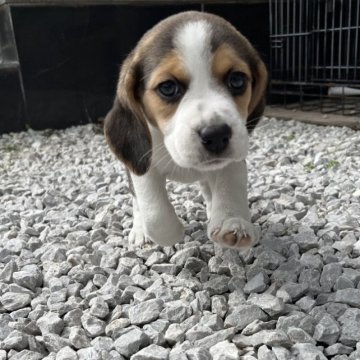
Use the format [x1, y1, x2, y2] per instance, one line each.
[105, 11, 267, 175]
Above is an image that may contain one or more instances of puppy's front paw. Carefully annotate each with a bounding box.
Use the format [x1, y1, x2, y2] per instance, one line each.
[129, 224, 152, 249]
[145, 220, 184, 247]
[209, 217, 257, 249]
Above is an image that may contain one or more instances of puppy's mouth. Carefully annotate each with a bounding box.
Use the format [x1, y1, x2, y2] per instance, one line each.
[166, 142, 234, 171]
[176, 147, 236, 170]
[196, 153, 235, 170]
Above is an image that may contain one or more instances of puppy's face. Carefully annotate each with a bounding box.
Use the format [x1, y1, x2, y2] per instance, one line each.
[105, 12, 267, 175]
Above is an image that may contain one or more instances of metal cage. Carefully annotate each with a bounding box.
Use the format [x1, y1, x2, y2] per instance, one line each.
[269, 0, 360, 116]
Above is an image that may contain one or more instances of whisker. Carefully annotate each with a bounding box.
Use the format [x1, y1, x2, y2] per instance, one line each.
[246, 116, 263, 125]
[169, 163, 177, 180]
[137, 147, 153, 164]
[137, 142, 166, 166]
[150, 152, 171, 170]
[163, 158, 175, 172]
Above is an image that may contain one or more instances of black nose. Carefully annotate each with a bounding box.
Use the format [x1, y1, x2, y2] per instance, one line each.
[198, 124, 232, 154]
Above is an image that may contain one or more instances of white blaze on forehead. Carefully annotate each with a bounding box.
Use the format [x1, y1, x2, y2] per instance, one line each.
[174, 20, 212, 91]
[164, 20, 249, 171]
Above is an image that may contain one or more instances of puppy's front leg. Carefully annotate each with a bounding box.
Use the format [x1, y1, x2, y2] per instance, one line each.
[206, 160, 257, 249]
[130, 168, 184, 247]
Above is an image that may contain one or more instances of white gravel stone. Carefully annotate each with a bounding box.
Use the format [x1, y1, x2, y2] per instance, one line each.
[334, 275, 354, 290]
[211, 295, 227, 318]
[201, 314, 223, 331]
[143, 325, 165, 346]
[0, 314, 12, 340]
[334, 289, 360, 307]
[194, 290, 211, 311]
[114, 328, 149, 357]
[132, 274, 153, 289]
[320, 263, 343, 292]
[56, 346, 78, 360]
[325, 343, 353, 356]
[247, 293, 285, 317]
[287, 327, 316, 345]
[1, 292, 32, 311]
[130, 344, 169, 360]
[224, 305, 268, 331]
[203, 275, 229, 295]
[91, 336, 113, 352]
[128, 299, 164, 325]
[338, 308, 360, 346]
[42, 333, 71, 353]
[10, 350, 43, 360]
[69, 327, 91, 349]
[169, 350, 188, 360]
[170, 247, 199, 266]
[109, 350, 125, 360]
[244, 272, 269, 294]
[276, 313, 315, 335]
[257, 345, 276, 360]
[160, 300, 192, 323]
[0, 260, 17, 283]
[2, 330, 29, 351]
[291, 343, 327, 360]
[185, 324, 212, 342]
[37, 312, 64, 335]
[313, 314, 340, 345]
[164, 323, 185, 344]
[277, 282, 308, 301]
[105, 319, 131, 339]
[64, 309, 83, 327]
[77, 347, 101, 360]
[242, 319, 277, 336]
[151, 263, 180, 275]
[186, 348, 212, 360]
[81, 313, 106, 337]
[233, 330, 291, 348]
[194, 328, 236, 349]
[296, 296, 316, 312]
[89, 297, 110, 319]
[271, 346, 292, 360]
[12, 265, 42, 291]
[145, 252, 167, 267]
[241, 355, 257, 360]
[292, 231, 319, 251]
[209, 340, 240, 360]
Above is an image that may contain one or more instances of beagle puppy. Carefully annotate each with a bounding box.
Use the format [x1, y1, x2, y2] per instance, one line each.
[104, 11, 267, 249]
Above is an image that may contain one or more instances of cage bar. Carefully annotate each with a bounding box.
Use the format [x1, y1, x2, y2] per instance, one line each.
[269, 0, 360, 116]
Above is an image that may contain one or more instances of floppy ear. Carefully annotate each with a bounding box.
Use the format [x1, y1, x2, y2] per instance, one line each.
[247, 58, 268, 133]
[104, 53, 152, 176]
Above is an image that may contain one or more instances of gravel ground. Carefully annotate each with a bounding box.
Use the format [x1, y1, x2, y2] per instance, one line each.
[0, 117, 359, 360]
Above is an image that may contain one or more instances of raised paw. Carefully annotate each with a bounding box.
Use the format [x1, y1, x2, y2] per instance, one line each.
[209, 217, 257, 249]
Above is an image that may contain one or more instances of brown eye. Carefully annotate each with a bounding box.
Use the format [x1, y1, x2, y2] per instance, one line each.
[157, 80, 183, 102]
[227, 71, 247, 96]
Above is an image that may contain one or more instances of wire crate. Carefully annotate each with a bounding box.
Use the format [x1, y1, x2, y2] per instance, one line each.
[269, 0, 360, 116]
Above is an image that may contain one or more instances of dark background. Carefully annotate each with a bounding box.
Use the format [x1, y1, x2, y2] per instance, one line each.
[1, 3, 269, 134]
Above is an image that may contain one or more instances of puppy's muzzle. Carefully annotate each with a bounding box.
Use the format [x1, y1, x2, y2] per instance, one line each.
[198, 124, 232, 154]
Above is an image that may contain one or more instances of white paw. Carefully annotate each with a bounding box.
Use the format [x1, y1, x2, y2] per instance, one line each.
[145, 220, 184, 247]
[128, 224, 152, 249]
[208, 217, 257, 249]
